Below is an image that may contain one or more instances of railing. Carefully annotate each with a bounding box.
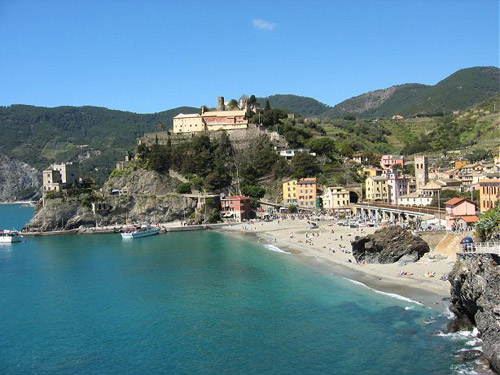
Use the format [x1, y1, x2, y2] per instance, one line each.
[457, 242, 500, 256]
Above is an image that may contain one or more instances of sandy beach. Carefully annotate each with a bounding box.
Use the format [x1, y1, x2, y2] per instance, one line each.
[219, 219, 455, 310]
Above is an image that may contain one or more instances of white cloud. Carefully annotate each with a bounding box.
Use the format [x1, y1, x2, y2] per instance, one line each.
[251, 19, 276, 31]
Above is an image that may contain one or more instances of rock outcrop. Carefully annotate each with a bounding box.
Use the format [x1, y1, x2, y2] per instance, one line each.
[0, 154, 40, 201]
[449, 254, 500, 373]
[25, 169, 197, 231]
[351, 226, 430, 264]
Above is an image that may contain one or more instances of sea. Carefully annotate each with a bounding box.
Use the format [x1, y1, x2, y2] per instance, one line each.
[0, 204, 478, 374]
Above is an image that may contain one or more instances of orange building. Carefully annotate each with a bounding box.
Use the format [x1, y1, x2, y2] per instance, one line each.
[297, 178, 319, 208]
[479, 178, 499, 212]
[221, 195, 251, 221]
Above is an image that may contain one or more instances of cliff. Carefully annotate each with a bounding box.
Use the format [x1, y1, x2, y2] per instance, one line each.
[25, 169, 197, 231]
[0, 154, 40, 201]
[449, 254, 500, 373]
[351, 226, 430, 264]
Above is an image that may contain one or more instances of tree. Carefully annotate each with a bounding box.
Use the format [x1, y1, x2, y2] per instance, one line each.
[248, 95, 257, 105]
[176, 182, 192, 194]
[264, 100, 271, 111]
[158, 121, 166, 131]
[305, 138, 335, 156]
[290, 153, 321, 179]
[227, 99, 239, 110]
[475, 202, 500, 242]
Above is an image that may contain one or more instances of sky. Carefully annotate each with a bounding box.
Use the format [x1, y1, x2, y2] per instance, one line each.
[1, 0, 499, 113]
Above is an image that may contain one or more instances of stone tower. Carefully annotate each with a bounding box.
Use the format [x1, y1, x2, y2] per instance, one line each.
[217, 96, 225, 111]
[414, 155, 428, 191]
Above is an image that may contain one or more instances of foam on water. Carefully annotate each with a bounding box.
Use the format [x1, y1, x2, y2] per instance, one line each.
[263, 244, 291, 254]
[342, 277, 424, 306]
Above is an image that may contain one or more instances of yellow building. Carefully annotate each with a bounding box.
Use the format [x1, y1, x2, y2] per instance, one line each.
[322, 187, 350, 210]
[172, 113, 205, 134]
[479, 178, 499, 212]
[365, 176, 387, 201]
[283, 180, 297, 205]
[362, 167, 383, 177]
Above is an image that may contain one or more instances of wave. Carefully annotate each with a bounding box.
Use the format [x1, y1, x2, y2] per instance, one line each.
[342, 277, 424, 306]
[263, 244, 291, 255]
[437, 327, 480, 339]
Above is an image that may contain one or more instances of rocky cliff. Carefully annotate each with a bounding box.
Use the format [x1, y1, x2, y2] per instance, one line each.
[0, 154, 40, 201]
[351, 226, 430, 264]
[449, 254, 500, 373]
[25, 169, 197, 231]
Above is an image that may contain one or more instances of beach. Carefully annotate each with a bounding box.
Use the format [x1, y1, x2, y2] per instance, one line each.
[220, 219, 455, 310]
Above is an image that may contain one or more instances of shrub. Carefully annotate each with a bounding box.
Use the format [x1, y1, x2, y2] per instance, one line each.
[176, 182, 192, 194]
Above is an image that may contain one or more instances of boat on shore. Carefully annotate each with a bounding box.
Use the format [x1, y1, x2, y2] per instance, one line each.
[0, 230, 22, 243]
[121, 224, 160, 239]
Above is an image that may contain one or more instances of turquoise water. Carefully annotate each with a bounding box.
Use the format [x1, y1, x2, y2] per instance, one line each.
[0, 205, 468, 374]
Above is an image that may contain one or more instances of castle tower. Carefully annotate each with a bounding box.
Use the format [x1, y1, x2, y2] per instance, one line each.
[414, 155, 428, 191]
[217, 96, 225, 111]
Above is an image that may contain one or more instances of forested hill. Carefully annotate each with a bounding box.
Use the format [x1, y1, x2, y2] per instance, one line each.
[259, 94, 330, 117]
[0, 105, 197, 182]
[263, 66, 499, 119]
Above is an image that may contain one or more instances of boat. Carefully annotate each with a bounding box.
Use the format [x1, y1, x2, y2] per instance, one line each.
[121, 224, 160, 239]
[0, 230, 22, 243]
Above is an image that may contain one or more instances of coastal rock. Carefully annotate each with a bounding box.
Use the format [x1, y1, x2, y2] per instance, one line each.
[25, 194, 197, 231]
[351, 226, 430, 264]
[449, 254, 500, 373]
[0, 154, 40, 201]
[25, 169, 198, 232]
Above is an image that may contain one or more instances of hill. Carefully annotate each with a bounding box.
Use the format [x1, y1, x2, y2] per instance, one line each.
[322, 67, 499, 118]
[258, 94, 330, 117]
[0, 105, 198, 182]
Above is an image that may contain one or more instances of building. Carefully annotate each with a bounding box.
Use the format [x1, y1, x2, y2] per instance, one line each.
[362, 167, 383, 177]
[455, 160, 468, 169]
[365, 176, 387, 201]
[352, 154, 368, 164]
[479, 178, 499, 212]
[386, 169, 412, 205]
[42, 162, 80, 192]
[42, 169, 63, 192]
[172, 113, 205, 134]
[221, 195, 251, 222]
[380, 154, 404, 170]
[399, 192, 433, 207]
[282, 180, 298, 205]
[444, 198, 477, 230]
[414, 155, 429, 191]
[297, 178, 318, 208]
[277, 148, 316, 160]
[202, 110, 248, 131]
[322, 187, 350, 212]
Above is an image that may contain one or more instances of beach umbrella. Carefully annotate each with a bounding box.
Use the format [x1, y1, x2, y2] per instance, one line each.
[460, 237, 474, 244]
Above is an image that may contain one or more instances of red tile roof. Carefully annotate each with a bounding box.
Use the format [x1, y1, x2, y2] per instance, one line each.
[224, 195, 250, 200]
[444, 197, 466, 206]
[458, 215, 478, 223]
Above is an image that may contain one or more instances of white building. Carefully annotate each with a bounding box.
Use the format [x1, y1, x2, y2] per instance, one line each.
[322, 187, 351, 212]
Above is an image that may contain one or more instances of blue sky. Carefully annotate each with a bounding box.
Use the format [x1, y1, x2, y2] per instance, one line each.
[1, 0, 498, 113]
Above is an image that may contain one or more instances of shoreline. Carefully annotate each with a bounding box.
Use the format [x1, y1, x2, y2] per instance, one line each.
[218, 219, 454, 311]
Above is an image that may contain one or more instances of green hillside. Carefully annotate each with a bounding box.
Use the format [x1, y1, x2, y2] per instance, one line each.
[259, 94, 330, 117]
[0, 105, 197, 182]
[323, 67, 499, 118]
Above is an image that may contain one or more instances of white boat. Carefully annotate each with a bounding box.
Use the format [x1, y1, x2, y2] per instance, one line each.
[0, 230, 22, 243]
[121, 224, 160, 239]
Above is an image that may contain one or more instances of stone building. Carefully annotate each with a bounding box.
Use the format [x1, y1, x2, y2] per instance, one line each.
[42, 162, 80, 192]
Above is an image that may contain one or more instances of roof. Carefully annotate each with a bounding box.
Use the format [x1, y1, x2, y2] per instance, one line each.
[223, 195, 250, 200]
[174, 113, 201, 118]
[479, 178, 500, 184]
[369, 176, 387, 181]
[298, 178, 317, 184]
[444, 197, 476, 206]
[422, 181, 443, 190]
[202, 110, 246, 117]
[458, 215, 479, 223]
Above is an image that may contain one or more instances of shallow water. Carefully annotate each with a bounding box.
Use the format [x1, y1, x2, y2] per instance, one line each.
[0, 205, 474, 374]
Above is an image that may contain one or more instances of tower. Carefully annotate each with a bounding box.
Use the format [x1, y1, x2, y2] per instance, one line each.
[414, 155, 428, 191]
[217, 96, 225, 111]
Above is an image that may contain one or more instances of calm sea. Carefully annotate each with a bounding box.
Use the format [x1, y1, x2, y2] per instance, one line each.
[0, 205, 473, 374]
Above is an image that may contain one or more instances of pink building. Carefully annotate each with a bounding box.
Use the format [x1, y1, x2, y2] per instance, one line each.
[380, 155, 405, 170]
[385, 169, 412, 205]
[444, 198, 477, 230]
[221, 195, 251, 222]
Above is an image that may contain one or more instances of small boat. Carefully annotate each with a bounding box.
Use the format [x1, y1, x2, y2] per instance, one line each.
[121, 224, 160, 239]
[0, 230, 22, 243]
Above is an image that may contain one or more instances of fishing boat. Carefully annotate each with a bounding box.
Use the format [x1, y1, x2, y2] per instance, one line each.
[121, 224, 160, 239]
[0, 230, 22, 243]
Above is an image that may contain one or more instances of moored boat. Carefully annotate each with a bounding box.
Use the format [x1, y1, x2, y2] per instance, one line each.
[121, 224, 160, 239]
[0, 230, 22, 243]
